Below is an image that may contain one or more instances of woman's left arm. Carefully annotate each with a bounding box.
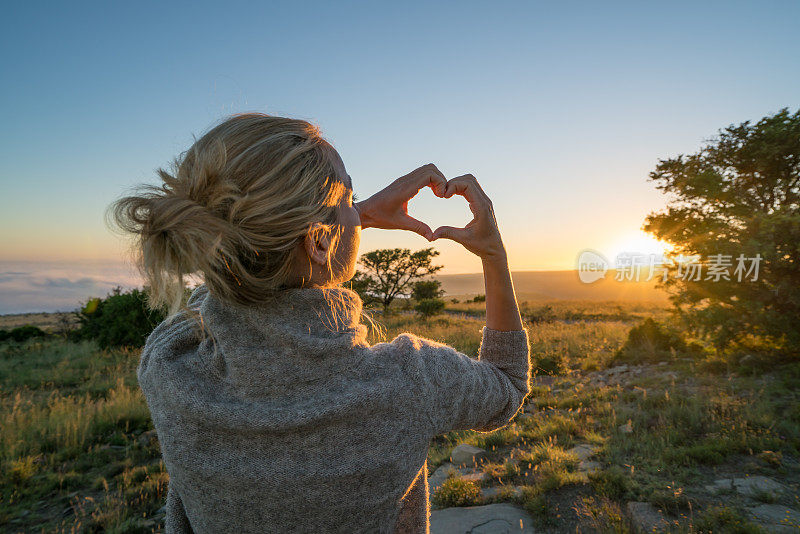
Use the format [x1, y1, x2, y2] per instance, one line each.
[355, 163, 447, 240]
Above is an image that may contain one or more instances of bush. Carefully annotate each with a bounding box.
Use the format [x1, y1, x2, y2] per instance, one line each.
[415, 298, 445, 320]
[527, 305, 556, 324]
[472, 294, 486, 303]
[0, 326, 48, 343]
[614, 318, 688, 364]
[431, 476, 481, 508]
[587, 467, 634, 500]
[74, 287, 167, 349]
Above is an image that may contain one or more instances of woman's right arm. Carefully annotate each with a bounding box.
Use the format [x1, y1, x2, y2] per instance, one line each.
[364, 168, 531, 435]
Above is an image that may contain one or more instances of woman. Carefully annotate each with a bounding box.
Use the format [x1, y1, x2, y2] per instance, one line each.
[110, 113, 531, 534]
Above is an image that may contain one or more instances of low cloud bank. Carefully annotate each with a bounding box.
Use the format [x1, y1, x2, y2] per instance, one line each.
[0, 260, 143, 315]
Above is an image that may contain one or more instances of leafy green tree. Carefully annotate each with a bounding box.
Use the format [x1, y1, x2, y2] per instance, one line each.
[75, 286, 168, 349]
[356, 248, 443, 313]
[412, 280, 444, 301]
[644, 108, 800, 352]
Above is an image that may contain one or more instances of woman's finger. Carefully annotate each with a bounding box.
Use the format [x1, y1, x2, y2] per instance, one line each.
[418, 163, 448, 197]
[443, 175, 490, 218]
[399, 163, 447, 198]
[431, 225, 470, 244]
[399, 214, 434, 241]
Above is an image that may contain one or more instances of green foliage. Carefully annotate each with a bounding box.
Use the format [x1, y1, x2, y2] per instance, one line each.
[614, 318, 688, 363]
[411, 279, 444, 300]
[693, 505, 764, 533]
[431, 475, 481, 507]
[0, 326, 48, 343]
[414, 298, 446, 320]
[74, 287, 167, 349]
[356, 248, 443, 313]
[644, 108, 800, 353]
[587, 467, 634, 500]
[472, 294, 486, 303]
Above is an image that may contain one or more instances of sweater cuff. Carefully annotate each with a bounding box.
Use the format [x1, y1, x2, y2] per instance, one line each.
[479, 326, 530, 365]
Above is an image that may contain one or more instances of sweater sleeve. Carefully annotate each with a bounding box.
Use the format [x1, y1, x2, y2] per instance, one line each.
[165, 483, 194, 534]
[391, 326, 531, 436]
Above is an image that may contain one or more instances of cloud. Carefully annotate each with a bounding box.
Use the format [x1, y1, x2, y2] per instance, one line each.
[0, 260, 143, 314]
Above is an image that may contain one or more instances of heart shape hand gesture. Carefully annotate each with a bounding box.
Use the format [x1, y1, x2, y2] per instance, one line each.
[355, 164, 506, 260]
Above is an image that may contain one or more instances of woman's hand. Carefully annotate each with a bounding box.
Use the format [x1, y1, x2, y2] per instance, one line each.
[355, 163, 447, 241]
[431, 174, 506, 261]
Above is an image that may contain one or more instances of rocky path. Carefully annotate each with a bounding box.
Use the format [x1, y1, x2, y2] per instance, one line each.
[425, 363, 800, 533]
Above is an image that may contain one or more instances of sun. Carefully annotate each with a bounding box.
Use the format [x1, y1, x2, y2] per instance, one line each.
[606, 230, 673, 261]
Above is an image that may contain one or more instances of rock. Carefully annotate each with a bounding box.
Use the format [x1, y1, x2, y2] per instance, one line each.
[428, 463, 487, 492]
[608, 365, 629, 375]
[450, 444, 488, 467]
[619, 420, 633, 434]
[578, 460, 601, 473]
[480, 485, 525, 501]
[430, 503, 537, 533]
[626, 501, 668, 533]
[533, 375, 555, 387]
[749, 504, 800, 532]
[733, 475, 786, 497]
[706, 476, 786, 497]
[428, 463, 459, 491]
[568, 444, 598, 462]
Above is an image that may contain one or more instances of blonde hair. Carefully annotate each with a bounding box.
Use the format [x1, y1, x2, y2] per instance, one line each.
[108, 113, 348, 317]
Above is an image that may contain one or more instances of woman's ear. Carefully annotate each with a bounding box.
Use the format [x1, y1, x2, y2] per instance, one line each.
[303, 223, 332, 266]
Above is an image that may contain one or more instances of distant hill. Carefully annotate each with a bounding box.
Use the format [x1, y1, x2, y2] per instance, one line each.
[438, 270, 669, 302]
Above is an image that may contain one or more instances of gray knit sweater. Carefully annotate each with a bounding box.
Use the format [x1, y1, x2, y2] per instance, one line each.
[138, 284, 531, 534]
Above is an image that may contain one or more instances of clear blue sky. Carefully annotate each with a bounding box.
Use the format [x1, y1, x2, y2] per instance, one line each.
[1, 1, 798, 312]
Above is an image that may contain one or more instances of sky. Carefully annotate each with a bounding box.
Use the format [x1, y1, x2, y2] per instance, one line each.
[1, 1, 798, 313]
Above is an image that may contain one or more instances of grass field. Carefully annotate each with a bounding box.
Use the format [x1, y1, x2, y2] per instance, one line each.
[2, 300, 799, 532]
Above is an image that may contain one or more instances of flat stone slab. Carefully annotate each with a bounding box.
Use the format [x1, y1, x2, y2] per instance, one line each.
[705, 476, 786, 497]
[480, 486, 525, 500]
[626, 502, 668, 533]
[578, 460, 601, 472]
[568, 444, 598, 462]
[451, 443, 488, 467]
[430, 503, 537, 533]
[428, 463, 487, 492]
[749, 504, 800, 532]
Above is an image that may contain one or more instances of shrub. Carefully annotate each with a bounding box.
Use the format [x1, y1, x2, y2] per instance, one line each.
[75, 287, 167, 349]
[415, 298, 445, 320]
[431, 476, 481, 507]
[527, 305, 556, 324]
[587, 467, 634, 500]
[0, 326, 48, 343]
[614, 318, 687, 364]
[472, 294, 486, 303]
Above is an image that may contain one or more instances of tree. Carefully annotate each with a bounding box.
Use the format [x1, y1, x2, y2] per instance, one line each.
[356, 248, 443, 313]
[412, 280, 444, 301]
[643, 108, 800, 352]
